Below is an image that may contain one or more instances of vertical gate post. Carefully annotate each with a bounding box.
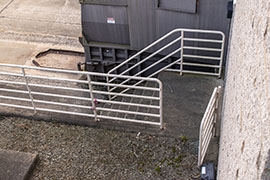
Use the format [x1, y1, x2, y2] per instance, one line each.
[22, 68, 36, 113]
[159, 80, 164, 129]
[87, 74, 98, 121]
[180, 30, 184, 76]
[213, 86, 222, 137]
[218, 34, 225, 78]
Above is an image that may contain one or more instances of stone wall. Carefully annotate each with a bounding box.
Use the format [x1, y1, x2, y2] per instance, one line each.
[217, 0, 270, 179]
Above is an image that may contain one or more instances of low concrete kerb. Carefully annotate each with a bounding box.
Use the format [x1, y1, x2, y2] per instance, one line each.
[0, 149, 39, 180]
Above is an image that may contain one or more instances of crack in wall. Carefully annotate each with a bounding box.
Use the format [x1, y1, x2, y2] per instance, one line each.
[0, 0, 15, 14]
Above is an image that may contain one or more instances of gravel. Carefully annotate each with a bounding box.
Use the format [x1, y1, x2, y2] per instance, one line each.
[0, 116, 200, 180]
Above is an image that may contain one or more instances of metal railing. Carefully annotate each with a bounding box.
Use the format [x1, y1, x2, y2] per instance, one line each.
[166, 29, 225, 77]
[0, 64, 163, 129]
[106, 28, 225, 99]
[198, 86, 222, 167]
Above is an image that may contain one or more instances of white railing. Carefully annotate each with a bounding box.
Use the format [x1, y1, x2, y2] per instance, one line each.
[167, 29, 225, 77]
[198, 86, 222, 167]
[0, 64, 164, 129]
[106, 28, 225, 99]
[108, 28, 225, 79]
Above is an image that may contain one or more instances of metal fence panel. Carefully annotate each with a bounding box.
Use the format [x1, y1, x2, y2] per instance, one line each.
[0, 64, 163, 129]
[198, 86, 222, 167]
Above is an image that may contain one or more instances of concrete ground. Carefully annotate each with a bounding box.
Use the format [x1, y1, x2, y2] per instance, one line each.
[159, 72, 223, 139]
[0, 0, 83, 76]
[0, 0, 81, 47]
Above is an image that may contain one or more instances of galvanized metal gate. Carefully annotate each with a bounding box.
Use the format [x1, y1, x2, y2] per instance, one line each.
[107, 28, 225, 80]
[198, 86, 222, 166]
[0, 64, 163, 129]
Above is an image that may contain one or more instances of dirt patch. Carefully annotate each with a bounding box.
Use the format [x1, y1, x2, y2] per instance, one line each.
[34, 50, 84, 70]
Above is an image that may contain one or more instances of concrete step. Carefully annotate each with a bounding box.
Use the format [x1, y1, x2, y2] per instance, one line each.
[0, 149, 38, 180]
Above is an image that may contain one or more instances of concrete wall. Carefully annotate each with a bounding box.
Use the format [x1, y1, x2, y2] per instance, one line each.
[217, 0, 270, 179]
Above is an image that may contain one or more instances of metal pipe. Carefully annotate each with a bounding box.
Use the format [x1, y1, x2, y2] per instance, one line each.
[183, 54, 221, 60]
[22, 68, 36, 113]
[180, 31, 184, 76]
[87, 74, 98, 121]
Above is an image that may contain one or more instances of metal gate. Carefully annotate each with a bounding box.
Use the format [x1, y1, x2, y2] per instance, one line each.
[0, 64, 163, 129]
[107, 28, 225, 80]
[198, 86, 222, 166]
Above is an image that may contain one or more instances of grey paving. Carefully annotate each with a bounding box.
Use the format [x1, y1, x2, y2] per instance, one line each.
[0, 149, 38, 180]
[158, 72, 223, 138]
[0, 0, 81, 47]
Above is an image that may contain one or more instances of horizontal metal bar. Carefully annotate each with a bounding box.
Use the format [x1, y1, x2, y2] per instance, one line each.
[31, 91, 92, 101]
[27, 74, 88, 83]
[0, 103, 34, 110]
[98, 115, 161, 126]
[92, 90, 160, 100]
[0, 88, 29, 94]
[0, 79, 159, 93]
[183, 38, 223, 43]
[0, 95, 31, 103]
[0, 80, 26, 86]
[36, 107, 95, 117]
[0, 102, 96, 118]
[0, 95, 93, 109]
[165, 68, 181, 72]
[0, 80, 89, 92]
[183, 54, 221, 60]
[0, 71, 23, 77]
[182, 70, 219, 76]
[176, 28, 225, 36]
[183, 46, 222, 52]
[35, 99, 92, 109]
[96, 107, 160, 117]
[97, 99, 160, 109]
[91, 81, 160, 91]
[182, 63, 220, 68]
[0, 64, 162, 84]
[0, 87, 92, 101]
